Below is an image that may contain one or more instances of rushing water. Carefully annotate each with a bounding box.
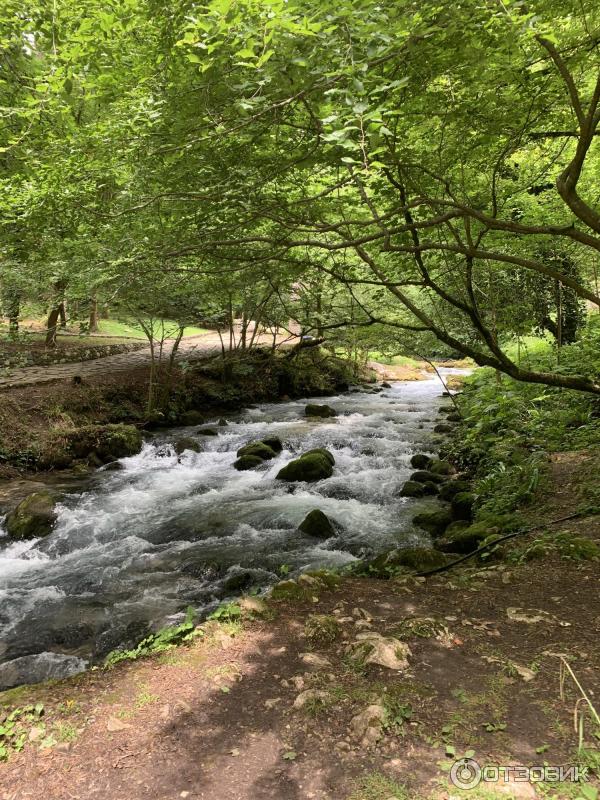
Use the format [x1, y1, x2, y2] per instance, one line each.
[0, 372, 457, 689]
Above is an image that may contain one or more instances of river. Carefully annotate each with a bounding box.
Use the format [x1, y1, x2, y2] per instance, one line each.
[0, 371, 457, 689]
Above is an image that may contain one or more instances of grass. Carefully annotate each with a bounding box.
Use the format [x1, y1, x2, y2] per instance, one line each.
[0, 316, 211, 341]
[347, 772, 409, 800]
[367, 350, 424, 367]
[97, 318, 210, 340]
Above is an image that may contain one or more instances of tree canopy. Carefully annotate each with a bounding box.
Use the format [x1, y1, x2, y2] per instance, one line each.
[2, 0, 600, 391]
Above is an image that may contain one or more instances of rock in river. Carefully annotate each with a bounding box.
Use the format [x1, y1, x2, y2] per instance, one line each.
[5, 492, 57, 540]
[299, 509, 336, 538]
[276, 450, 334, 482]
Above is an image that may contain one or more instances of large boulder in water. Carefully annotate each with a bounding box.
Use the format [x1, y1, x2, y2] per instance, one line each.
[174, 437, 201, 455]
[237, 441, 277, 460]
[276, 451, 334, 482]
[305, 403, 337, 418]
[410, 454, 432, 470]
[261, 436, 283, 453]
[303, 447, 335, 466]
[299, 509, 335, 538]
[234, 455, 264, 471]
[399, 481, 425, 498]
[5, 491, 57, 540]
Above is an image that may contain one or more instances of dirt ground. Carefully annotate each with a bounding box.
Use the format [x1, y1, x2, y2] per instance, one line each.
[0, 455, 598, 800]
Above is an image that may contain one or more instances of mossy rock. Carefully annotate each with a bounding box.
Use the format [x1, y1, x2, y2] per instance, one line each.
[304, 614, 341, 645]
[234, 455, 265, 471]
[422, 481, 439, 496]
[197, 427, 218, 436]
[5, 492, 57, 540]
[222, 570, 256, 594]
[261, 436, 283, 453]
[270, 579, 308, 602]
[410, 453, 432, 470]
[299, 509, 335, 538]
[412, 509, 453, 536]
[361, 547, 450, 577]
[303, 447, 335, 466]
[410, 470, 445, 485]
[451, 491, 476, 521]
[400, 481, 425, 498]
[305, 403, 337, 418]
[433, 423, 454, 434]
[174, 437, 201, 455]
[438, 480, 471, 502]
[276, 452, 333, 482]
[446, 412, 461, 422]
[393, 547, 452, 572]
[429, 459, 454, 476]
[237, 441, 277, 460]
[63, 424, 143, 462]
[304, 569, 341, 589]
[435, 519, 497, 553]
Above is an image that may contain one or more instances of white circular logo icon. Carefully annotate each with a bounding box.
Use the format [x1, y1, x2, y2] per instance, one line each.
[450, 757, 482, 790]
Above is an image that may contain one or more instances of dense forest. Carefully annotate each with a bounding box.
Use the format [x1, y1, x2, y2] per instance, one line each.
[1, 2, 600, 799]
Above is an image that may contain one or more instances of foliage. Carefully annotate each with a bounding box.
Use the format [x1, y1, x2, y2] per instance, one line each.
[0, 703, 44, 761]
[104, 607, 199, 667]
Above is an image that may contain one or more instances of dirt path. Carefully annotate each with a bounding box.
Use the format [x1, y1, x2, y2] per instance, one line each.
[0, 333, 227, 390]
[0, 332, 290, 390]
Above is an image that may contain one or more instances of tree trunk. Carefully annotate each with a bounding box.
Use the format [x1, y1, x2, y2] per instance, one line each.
[45, 307, 60, 348]
[89, 297, 99, 333]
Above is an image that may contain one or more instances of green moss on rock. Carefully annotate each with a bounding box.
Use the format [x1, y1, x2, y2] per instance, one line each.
[174, 437, 201, 455]
[299, 509, 335, 538]
[302, 448, 335, 466]
[412, 509, 453, 536]
[276, 452, 334, 482]
[234, 455, 265, 471]
[305, 403, 337, 418]
[429, 459, 454, 476]
[410, 470, 445, 485]
[5, 492, 57, 540]
[410, 454, 432, 470]
[438, 480, 472, 502]
[400, 481, 425, 498]
[261, 436, 283, 453]
[451, 491, 476, 521]
[237, 441, 277, 460]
